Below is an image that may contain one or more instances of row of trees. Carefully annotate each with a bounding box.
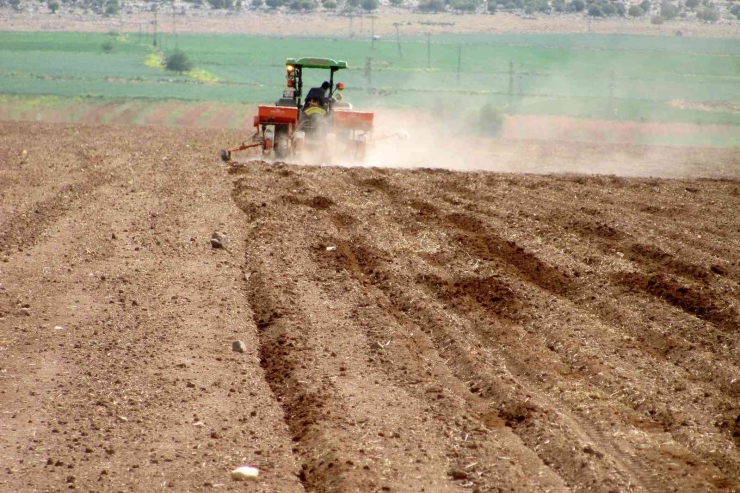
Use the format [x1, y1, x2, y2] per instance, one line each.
[8, 0, 737, 20]
[212, 0, 737, 18]
[243, 0, 379, 12]
[437, 0, 732, 18]
[28, 0, 121, 16]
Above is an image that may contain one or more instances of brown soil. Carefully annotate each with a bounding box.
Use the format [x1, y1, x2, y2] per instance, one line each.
[4, 100, 739, 148]
[2, 121, 740, 493]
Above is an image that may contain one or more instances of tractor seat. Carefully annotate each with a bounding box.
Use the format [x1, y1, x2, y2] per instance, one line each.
[333, 100, 353, 110]
[275, 98, 296, 107]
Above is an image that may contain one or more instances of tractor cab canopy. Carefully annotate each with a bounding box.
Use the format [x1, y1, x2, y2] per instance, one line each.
[280, 57, 349, 110]
[286, 57, 348, 70]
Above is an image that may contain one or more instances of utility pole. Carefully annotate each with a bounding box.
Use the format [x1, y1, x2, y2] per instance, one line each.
[508, 61, 514, 96]
[371, 16, 375, 51]
[456, 45, 462, 86]
[608, 70, 615, 115]
[153, 7, 158, 47]
[364, 57, 373, 91]
[172, 3, 177, 48]
[518, 62, 523, 98]
[393, 22, 403, 59]
[349, 14, 353, 37]
[426, 33, 431, 69]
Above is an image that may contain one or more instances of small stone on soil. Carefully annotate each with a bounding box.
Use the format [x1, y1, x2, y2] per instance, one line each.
[232, 340, 247, 353]
[210, 233, 224, 249]
[230, 465, 259, 481]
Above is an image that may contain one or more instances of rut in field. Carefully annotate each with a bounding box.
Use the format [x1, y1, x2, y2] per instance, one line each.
[6, 122, 740, 493]
[229, 161, 740, 492]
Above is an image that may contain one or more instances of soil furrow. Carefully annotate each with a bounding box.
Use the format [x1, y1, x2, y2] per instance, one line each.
[313, 171, 657, 491]
[400, 186, 740, 402]
[407, 189, 740, 479]
[329, 166, 740, 490]
[0, 171, 109, 255]
[331, 233, 663, 492]
[5, 122, 740, 493]
[244, 263, 345, 492]
[319, 237, 573, 493]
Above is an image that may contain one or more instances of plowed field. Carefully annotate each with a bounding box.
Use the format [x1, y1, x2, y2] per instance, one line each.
[2, 121, 740, 493]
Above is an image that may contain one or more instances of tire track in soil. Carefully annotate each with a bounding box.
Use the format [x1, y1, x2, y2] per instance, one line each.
[402, 190, 740, 485]
[332, 171, 656, 491]
[541, 211, 740, 385]
[243, 266, 338, 492]
[233, 165, 470, 492]
[0, 171, 109, 256]
[326, 232, 656, 493]
[234, 183, 375, 491]
[412, 172, 740, 407]
[613, 271, 740, 339]
[338, 169, 740, 492]
[320, 237, 570, 493]
[504, 213, 738, 481]
[233, 163, 573, 492]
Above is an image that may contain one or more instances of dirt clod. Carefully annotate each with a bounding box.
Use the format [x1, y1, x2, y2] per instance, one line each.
[210, 232, 224, 249]
[232, 340, 247, 353]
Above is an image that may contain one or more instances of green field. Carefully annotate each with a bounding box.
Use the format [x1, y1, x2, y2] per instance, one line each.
[1, 31, 739, 126]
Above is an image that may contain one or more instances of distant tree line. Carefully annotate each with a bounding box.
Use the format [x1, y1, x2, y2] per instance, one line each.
[4, 0, 736, 22]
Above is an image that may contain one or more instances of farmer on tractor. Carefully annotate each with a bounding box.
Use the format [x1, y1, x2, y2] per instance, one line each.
[303, 81, 331, 113]
[220, 57, 380, 163]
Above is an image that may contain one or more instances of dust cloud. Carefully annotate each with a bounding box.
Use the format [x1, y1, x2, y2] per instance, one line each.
[359, 108, 740, 179]
[363, 108, 515, 172]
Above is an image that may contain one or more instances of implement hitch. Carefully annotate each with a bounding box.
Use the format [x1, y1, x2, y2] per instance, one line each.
[220, 130, 262, 162]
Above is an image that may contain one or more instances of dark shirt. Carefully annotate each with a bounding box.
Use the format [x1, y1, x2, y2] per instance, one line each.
[304, 87, 327, 107]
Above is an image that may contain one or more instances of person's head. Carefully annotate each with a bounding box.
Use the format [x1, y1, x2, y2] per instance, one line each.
[321, 81, 331, 92]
